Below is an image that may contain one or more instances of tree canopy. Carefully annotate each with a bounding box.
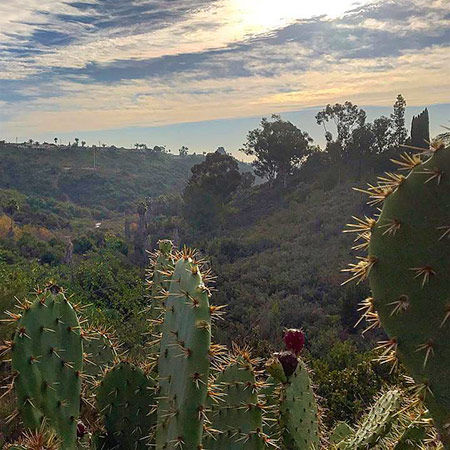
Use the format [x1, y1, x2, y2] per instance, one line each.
[183, 151, 242, 230]
[240, 114, 313, 185]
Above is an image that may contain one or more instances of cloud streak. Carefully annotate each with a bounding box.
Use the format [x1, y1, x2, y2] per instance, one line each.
[0, 0, 449, 142]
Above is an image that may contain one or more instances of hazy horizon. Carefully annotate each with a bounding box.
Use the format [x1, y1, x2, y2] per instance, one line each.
[1, 0, 449, 157]
[2, 103, 450, 160]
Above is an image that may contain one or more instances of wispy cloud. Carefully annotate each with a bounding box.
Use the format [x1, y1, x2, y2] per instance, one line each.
[0, 0, 449, 140]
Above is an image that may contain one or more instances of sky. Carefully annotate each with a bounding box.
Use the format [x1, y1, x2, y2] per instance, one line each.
[0, 0, 449, 156]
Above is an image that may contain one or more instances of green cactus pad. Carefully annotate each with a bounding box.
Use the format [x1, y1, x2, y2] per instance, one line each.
[95, 361, 156, 450]
[11, 285, 82, 449]
[156, 252, 211, 449]
[393, 423, 428, 450]
[147, 240, 174, 308]
[83, 328, 119, 380]
[260, 375, 280, 439]
[279, 358, 320, 450]
[339, 390, 401, 449]
[146, 240, 174, 356]
[204, 350, 267, 449]
[367, 146, 450, 444]
[330, 422, 353, 444]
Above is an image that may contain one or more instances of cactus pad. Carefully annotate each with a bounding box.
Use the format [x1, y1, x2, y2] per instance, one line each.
[83, 328, 120, 380]
[11, 285, 83, 449]
[279, 358, 320, 450]
[339, 389, 401, 449]
[156, 251, 211, 449]
[95, 361, 156, 449]
[204, 348, 268, 449]
[365, 146, 450, 443]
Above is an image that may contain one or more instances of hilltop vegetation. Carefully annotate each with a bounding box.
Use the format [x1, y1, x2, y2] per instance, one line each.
[0, 145, 203, 213]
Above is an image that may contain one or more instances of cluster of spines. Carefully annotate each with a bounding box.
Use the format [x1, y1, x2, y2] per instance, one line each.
[343, 140, 450, 446]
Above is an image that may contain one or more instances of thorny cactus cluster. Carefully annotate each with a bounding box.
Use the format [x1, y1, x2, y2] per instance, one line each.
[344, 142, 450, 447]
[1, 145, 449, 449]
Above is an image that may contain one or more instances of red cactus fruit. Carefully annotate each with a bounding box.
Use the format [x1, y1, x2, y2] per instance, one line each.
[275, 351, 298, 378]
[77, 421, 86, 438]
[284, 328, 305, 355]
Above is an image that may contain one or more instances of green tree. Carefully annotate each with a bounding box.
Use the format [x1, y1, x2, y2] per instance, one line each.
[178, 146, 189, 156]
[183, 151, 242, 231]
[371, 116, 391, 153]
[315, 102, 366, 153]
[410, 108, 430, 149]
[390, 94, 407, 147]
[240, 114, 313, 186]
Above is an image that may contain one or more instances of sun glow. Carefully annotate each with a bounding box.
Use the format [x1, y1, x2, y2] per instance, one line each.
[227, 0, 373, 35]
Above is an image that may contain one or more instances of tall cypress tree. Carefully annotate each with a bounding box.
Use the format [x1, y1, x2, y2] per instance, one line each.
[410, 108, 430, 149]
[390, 94, 407, 148]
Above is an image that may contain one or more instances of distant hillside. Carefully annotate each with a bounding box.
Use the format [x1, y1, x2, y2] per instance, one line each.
[185, 152, 400, 356]
[0, 145, 204, 213]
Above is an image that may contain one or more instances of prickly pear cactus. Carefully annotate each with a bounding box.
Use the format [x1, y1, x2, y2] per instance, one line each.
[330, 422, 353, 445]
[156, 249, 211, 449]
[345, 144, 450, 446]
[10, 284, 83, 449]
[95, 361, 156, 450]
[147, 240, 174, 311]
[279, 358, 320, 450]
[260, 375, 280, 438]
[204, 348, 268, 449]
[146, 240, 174, 357]
[4, 425, 60, 449]
[339, 390, 401, 449]
[83, 327, 120, 380]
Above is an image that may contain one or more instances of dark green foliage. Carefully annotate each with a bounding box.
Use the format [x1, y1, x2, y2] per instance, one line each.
[95, 361, 156, 449]
[390, 94, 408, 148]
[183, 151, 242, 230]
[315, 102, 367, 151]
[11, 285, 83, 449]
[410, 108, 430, 149]
[311, 341, 398, 428]
[241, 114, 313, 184]
[0, 145, 203, 212]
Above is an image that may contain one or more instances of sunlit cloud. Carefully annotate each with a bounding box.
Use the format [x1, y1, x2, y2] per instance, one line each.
[0, 0, 449, 142]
